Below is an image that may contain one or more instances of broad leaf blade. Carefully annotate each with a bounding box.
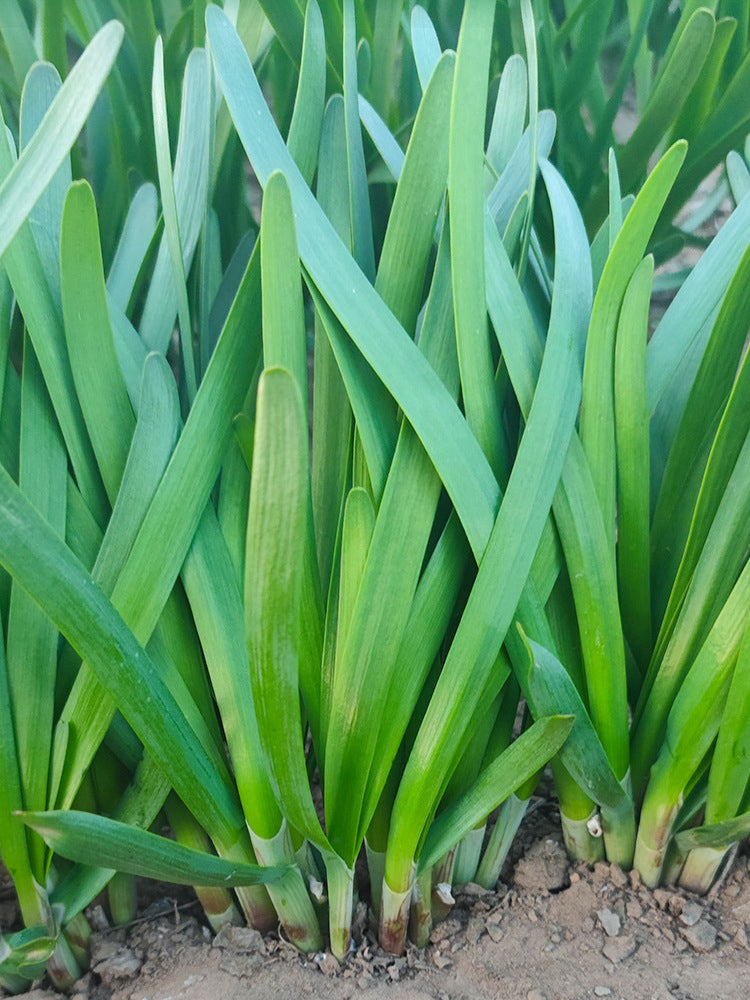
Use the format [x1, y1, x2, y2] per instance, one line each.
[23, 811, 286, 887]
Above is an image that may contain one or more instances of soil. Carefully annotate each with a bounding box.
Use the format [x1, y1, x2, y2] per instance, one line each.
[5, 799, 750, 1000]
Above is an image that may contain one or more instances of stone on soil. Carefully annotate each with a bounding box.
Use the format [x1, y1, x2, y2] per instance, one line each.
[602, 933, 636, 963]
[94, 947, 142, 983]
[681, 919, 717, 952]
[679, 901, 703, 927]
[211, 924, 265, 953]
[597, 908, 621, 937]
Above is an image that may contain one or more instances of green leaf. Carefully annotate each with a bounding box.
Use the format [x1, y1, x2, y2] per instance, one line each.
[151, 36, 197, 401]
[376, 51, 454, 337]
[61, 180, 134, 502]
[254, 1, 305, 71]
[23, 811, 287, 887]
[51, 353, 181, 812]
[286, 0, 326, 186]
[661, 44, 750, 221]
[449, 0, 506, 476]
[307, 282, 396, 500]
[410, 5, 441, 91]
[580, 141, 686, 549]
[705, 615, 750, 825]
[371, 0, 402, 117]
[674, 811, 750, 852]
[260, 169, 323, 750]
[0, 463, 245, 855]
[0, 924, 56, 984]
[516, 633, 631, 814]
[324, 228, 460, 862]
[487, 54, 527, 176]
[106, 183, 158, 311]
[517, 0, 538, 281]
[0, 20, 123, 260]
[727, 149, 750, 204]
[343, 0, 375, 279]
[19, 62, 70, 308]
[325, 486, 375, 748]
[644, 329, 750, 731]
[558, 1, 614, 114]
[245, 367, 329, 852]
[484, 191, 630, 783]
[0, 99, 108, 530]
[634, 557, 750, 802]
[0, 1, 37, 91]
[614, 256, 654, 670]
[0, 609, 37, 926]
[140, 48, 211, 356]
[312, 94, 352, 595]
[384, 160, 591, 887]
[207, 5, 502, 556]
[669, 16, 736, 150]
[608, 149, 623, 250]
[618, 9, 715, 194]
[358, 94, 404, 180]
[261, 171, 308, 407]
[650, 240, 750, 627]
[5, 341, 66, 876]
[419, 715, 573, 872]
[486, 110, 557, 234]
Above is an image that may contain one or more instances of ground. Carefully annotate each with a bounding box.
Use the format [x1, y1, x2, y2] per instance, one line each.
[5, 801, 750, 1000]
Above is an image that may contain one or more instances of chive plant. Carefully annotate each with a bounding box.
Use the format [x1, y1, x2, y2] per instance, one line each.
[0, 0, 749, 989]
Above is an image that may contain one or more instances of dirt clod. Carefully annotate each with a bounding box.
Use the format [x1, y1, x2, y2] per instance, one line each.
[211, 923, 265, 953]
[513, 837, 569, 893]
[679, 900, 704, 926]
[681, 919, 717, 952]
[602, 932, 637, 963]
[92, 949, 142, 983]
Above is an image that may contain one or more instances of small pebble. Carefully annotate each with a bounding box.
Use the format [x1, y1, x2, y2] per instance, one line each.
[315, 952, 340, 976]
[486, 921, 504, 943]
[681, 919, 717, 953]
[94, 949, 142, 983]
[679, 900, 704, 927]
[594, 989, 612, 997]
[432, 951, 453, 970]
[465, 916, 485, 946]
[598, 908, 621, 937]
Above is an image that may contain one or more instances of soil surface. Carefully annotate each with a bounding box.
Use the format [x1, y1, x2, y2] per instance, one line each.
[5, 801, 750, 1000]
